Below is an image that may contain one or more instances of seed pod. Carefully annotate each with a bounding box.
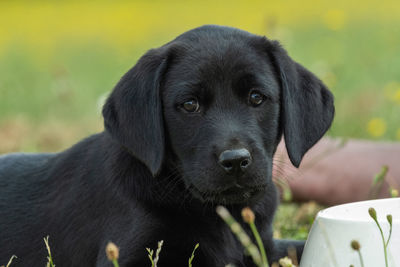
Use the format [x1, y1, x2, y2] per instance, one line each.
[106, 242, 119, 261]
[387, 214, 393, 226]
[350, 240, 361, 251]
[241, 207, 255, 223]
[368, 207, 377, 221]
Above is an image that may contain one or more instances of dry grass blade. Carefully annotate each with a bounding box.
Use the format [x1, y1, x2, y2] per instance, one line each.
[188, 243, 199, 267]
[216, 206, 263, 266]
[44, 236, 55, 267]
[147, 240, 164, 267]
[146, 248, 154, 266]
[153, 240, 164, 267]
[0, 255, 17, 267]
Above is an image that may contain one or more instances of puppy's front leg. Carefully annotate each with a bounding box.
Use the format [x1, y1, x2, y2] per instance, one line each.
[244, 230, 304, 266]
[270, 239, 305, 264]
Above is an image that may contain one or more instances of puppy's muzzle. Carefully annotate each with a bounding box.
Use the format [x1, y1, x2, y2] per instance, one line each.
[218, 148, 252, 175]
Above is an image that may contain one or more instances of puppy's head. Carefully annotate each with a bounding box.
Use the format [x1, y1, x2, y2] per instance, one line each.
[103, 25, 334, 204]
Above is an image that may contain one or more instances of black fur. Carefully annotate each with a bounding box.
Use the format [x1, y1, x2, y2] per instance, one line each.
[0, 25, 334, 266]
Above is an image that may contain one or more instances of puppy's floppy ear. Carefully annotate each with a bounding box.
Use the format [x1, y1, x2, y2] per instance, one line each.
[268, 41, 334, 167]
[102, 46, 171, 176]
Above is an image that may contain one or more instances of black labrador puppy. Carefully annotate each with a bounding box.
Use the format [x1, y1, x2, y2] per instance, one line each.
[0, 25, 334, 266]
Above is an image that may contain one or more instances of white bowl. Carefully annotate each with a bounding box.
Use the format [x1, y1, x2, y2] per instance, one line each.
[300, 198, 400, 267]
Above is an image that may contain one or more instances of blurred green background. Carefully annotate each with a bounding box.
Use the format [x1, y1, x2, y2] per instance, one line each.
[1, 0, 399, 243]
[0, 0, 399, 154]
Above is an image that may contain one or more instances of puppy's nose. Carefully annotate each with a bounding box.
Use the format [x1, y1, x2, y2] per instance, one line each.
[218, 148, 252, 175]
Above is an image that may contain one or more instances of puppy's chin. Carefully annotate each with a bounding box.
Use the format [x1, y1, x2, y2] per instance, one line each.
[189, 184, 267, 205]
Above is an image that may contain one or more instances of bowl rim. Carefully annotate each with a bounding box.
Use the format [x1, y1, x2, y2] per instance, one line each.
[316, 197, 400, 223]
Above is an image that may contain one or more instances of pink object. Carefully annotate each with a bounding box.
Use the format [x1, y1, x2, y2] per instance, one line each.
[274, 138, 400, 205]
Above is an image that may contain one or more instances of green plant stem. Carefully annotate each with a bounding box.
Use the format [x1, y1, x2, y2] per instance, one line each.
[146, 248, 155, 267]
[369, 166, 388, 199]
[5, 255, 17, 267]
[249, 222, 269, 267]
[373, 219, 388, 267]
[216, 206, 262, 266]
[44, 236, 55, 267]
[111, 259, 120, 267]
[188, 243, 199, 267]
[357, 251, 365, 267]
[386, 224, 392, 248]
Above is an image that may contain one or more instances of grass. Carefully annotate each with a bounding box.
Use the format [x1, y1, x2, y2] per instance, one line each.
[2, 206, 393, 266]
[188, 243, 200, 267]
[216, 206, 266, 266]
[146, 240, 164, 267]
[0, 255, 16, 267]
[1, 23, 400, 141]
[1, 1, 400, 143]
[273, 202, 321, 240]
[44, 236, 55, 267]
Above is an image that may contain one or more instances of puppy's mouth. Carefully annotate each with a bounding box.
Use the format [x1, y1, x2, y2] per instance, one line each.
[190, 184, 267, 204]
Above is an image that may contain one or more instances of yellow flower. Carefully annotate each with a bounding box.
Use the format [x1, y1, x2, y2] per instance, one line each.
[393, 90, 400, 104]
[323, 9, 346, 31]
[367, 118, 387, 137]
[384, 82, 399, 93]
[384, 82, 400, 104]
[390, 188, 399, 197]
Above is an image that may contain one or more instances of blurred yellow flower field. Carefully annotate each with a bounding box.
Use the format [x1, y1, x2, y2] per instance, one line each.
[0, 0, 400, 152]
[367, 118, 387, 138]
[1, 0, 400, 57]
[323, 9, 347, 31]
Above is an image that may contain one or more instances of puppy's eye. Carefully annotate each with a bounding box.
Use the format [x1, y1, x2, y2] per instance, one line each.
[249, 91, 265, 106]
[182, 98, 200, 113]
